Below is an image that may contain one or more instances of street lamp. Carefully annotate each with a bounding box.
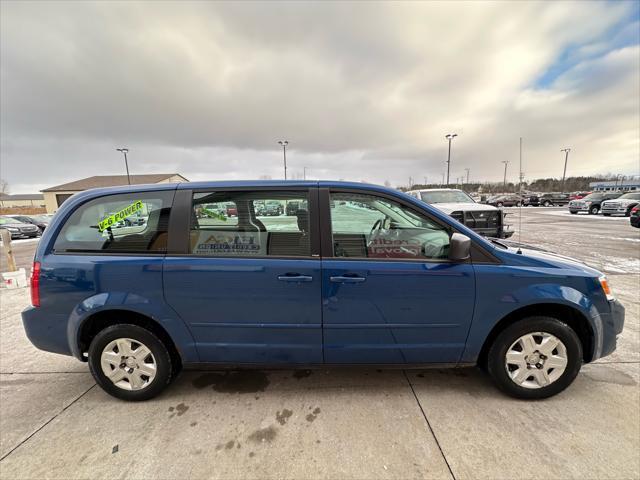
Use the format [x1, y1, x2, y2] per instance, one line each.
[501, 160, 509, 191]
[445, 133, 457, 185]
[560, 148, 571, 193]
[278, 140, 288, 180]
[116, 148, 131, 185]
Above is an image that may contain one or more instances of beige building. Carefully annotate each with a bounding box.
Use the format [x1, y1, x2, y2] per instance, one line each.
[41, 174, 188, 213]
[0, 193, 46, 208]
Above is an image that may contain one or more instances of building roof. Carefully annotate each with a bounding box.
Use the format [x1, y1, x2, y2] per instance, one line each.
[0, 193, 45, 200]
[42, 174, 187, 192]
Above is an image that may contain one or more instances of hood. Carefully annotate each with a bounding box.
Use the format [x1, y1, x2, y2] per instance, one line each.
[497, 244, 602, 277]
[602, 198, 637, 205]
[0, 220, 31, 228]
[429, 202, 498, 214]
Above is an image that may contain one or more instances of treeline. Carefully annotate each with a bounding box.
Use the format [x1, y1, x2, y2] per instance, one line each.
[402, 175, 624, 194]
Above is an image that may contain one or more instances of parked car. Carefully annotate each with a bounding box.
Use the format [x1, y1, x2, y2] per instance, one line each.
[6, 214, 48, 233]
[487, 195, 523, 208]
[0, 216, 41, 239]
[538, 193, 570, 207]
[22, 181, 624, 401]
[569, 191, 591, 200]
[225, 203, 238, 217]
[263, 200, 283, 216]
[568, 192, 622, 215]
[600, 192, 640, 217]
[406, 188, 513, 238]
[630, 206, 640, 228]
[285, 199, 308, 216]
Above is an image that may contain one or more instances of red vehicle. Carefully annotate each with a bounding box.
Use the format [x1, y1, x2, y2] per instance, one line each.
[225, 203, 237, 217]
[570, 191, 591, 200]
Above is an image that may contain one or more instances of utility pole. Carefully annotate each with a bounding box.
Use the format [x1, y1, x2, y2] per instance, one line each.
[278, 140, 288, 180]
[303, 166, 307, 180]
[464, 168, 470, 184]
[445, 133, 457, 185]
[502, 160, 509, 191]
[408, 176, 413, 189]
[560, 148, 570, 193]
[441, 172, 445, 185]
[116, 148, 131, 185]
[423, 176, 427, 186]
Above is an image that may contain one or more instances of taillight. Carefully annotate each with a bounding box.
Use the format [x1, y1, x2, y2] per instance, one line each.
[30, 261, 41, 307]
[632, 206, 639, 214]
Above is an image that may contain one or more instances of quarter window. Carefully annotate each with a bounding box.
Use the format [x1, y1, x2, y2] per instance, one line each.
[330, 192, 450, 260]
[53, 191, 174, 253]
[190, 191, 310, 257]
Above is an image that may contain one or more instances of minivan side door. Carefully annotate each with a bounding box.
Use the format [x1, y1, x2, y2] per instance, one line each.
[320, 189, 476, 364]
[163, 187, 322, 364]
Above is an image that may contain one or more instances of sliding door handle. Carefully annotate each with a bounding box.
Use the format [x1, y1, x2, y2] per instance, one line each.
[329, 276, 366, 284]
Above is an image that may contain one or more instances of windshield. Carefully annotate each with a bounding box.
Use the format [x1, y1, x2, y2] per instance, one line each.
[419, 190, 474, 204]
[618, 193, 640, 200]
[582, 193, 605, 200]
[0, 218, 15, 225]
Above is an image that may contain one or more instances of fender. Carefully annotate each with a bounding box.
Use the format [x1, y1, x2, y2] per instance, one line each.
[462, 276, 605, 363]
[66, 291, 200, 362]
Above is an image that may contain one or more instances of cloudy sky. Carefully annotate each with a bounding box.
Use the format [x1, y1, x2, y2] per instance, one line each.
[1, 1, 639, 193]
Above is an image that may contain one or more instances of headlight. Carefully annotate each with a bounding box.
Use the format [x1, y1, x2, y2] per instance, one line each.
[599, 275, 615, 301]
[5, 227, 19, 232]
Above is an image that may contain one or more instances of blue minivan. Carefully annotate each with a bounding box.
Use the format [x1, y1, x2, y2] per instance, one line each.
[22, 181, 624, 401]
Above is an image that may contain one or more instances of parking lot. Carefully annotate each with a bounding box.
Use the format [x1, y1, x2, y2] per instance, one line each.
[1, 207, 638, 479]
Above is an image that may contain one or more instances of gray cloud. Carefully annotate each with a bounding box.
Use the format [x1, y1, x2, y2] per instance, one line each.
[1, 1, 638, 192]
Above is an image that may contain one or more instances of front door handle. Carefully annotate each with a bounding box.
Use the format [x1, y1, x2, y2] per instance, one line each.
[278, 274, 313, 283]
[329, 275, 366, 284]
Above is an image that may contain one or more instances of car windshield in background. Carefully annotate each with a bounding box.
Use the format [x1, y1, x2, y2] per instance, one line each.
[0, 218, 13, 225]
[419, 191, 474, 204]
[618, 193, 640, 200]
[582, 193, 605, 200]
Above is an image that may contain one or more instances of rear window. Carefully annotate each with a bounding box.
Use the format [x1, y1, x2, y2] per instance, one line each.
[53, 191, 174, 253]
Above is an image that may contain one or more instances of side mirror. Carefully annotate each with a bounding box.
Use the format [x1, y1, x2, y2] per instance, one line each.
[449, 233, 471, 261]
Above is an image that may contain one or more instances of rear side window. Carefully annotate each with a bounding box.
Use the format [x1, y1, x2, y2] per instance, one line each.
[53, 191, 174, 253]
[190, 191, 310, 257]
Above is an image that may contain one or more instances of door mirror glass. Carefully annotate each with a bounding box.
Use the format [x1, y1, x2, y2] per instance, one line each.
[449, 233, 471, 261]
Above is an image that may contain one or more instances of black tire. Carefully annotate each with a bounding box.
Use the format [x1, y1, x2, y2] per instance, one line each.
[88, 324, 173, 401]
[516, 202, 522, 207]
[625, 207, 634, 217]
[543, 201, 552, 207]
[497, 202, 503, 208]
[589, 205, 599, 215]
[602, 213, 611, 217]
[570, 211, 577, 215]
[487, 316, 582, 400]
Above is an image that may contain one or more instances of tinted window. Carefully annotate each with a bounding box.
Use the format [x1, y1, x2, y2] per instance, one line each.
[618, 193, 640, 200]
[53, 191, 174, 253]
[190, 191, 310, 257]
[330, 192, 450, 260]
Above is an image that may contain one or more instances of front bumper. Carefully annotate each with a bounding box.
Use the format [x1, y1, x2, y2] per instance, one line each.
[601, 207, 628, 215]
[597, 299, 625, 360]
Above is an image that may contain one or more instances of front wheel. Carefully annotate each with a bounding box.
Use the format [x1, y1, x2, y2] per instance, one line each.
[589, 205, 599, 215]
[88, 324, 173, 401]
[543, 201, 552, 207]
[487, 317, 582, 399]
[497, 202, 504, 208]
[570, 211, 577, 215]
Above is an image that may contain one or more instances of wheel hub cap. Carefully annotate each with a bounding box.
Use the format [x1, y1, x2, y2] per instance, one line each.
[100, 338, 157, 391]
[505, 332, 568, 389]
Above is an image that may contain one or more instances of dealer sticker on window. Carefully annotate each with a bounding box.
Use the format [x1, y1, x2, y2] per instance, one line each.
[98, 200, 144, 232]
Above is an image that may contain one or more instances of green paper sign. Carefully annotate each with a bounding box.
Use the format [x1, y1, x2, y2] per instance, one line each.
[98, 200, 144, 232]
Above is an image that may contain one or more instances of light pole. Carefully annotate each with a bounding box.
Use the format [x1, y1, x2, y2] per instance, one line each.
[303, 166, 308, 180]
[464, 168, 470, 184]
[501, 160, 509, 191]
[445, 134, 457, 185]
[278, 140, 288, 180]
[560, 148, 571, 193]
[116, 148, 131, 185]
[441, 172, 445, 185]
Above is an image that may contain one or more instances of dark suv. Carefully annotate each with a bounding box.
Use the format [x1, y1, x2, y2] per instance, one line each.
[568, 192, 622, 215]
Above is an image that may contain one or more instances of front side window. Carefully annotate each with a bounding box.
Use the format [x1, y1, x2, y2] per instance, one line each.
[330, 192, 450, 260]
[190, 191, 310, 257]
[53, 191, 174, 253]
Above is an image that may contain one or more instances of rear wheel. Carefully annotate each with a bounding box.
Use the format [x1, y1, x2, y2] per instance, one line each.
[497, 202, 504, 208]
[589, 205, 599, 215]
[626, 207, 634, 217]
[88, 324, 173, 401]
[487, 317, 582, 399]
[570, 211, 577, 215]
[543, 201, 552, 207]
[602, 213, 611, 217]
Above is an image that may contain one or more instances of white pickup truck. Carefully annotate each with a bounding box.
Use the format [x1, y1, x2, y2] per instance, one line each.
[406, 188, 513, 239]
